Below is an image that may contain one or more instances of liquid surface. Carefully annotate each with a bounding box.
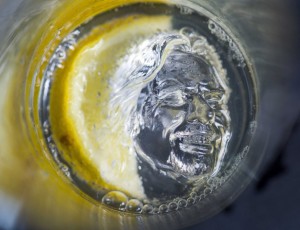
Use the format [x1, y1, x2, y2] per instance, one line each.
[39, 2, 256, 214]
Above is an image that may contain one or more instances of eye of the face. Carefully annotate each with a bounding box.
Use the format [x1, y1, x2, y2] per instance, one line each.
[201, 88, 225, 109]
[158, 88, 188, 107]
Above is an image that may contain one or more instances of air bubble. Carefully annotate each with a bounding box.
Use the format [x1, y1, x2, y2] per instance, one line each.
[194, 196, 200, 203]
[152, 208, 159, 214]
[179, 5, 193, 15]
[48, 142, 56, 152]
[189, 192, 197, 198]
[220, 30, 226, 41]
[125, 199, 143, 213]
[43, 121, 50, 135]
[142, 204, 153, 214]
[208, 21, 216, 31]
[220, 177, 226, 185]
[56, 48, 66, 59]
[168, 202, 178, 211]
[60, 164, 71, 178]
[217, 179, 223, 187]
[199, 194, 206, 200]
[187, 197, 195, 206]
[159, 204, 169, 213]
[207, 178, 214, 186]
[208, 19, 245, 66]
[225, 35, 230, 42]
[204, 188, 212, 195]
[60, 164, 68, 172]
[48, 62, 57, 73]
[210, 182, 218, 190]
[101, 191, 128, 210]
[241, 146, 249, 159]
[178, 199, 187, 208]
[250, 121, 257, 134]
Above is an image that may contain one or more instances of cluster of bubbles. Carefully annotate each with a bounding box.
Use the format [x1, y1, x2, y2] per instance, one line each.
[102, 191, 144, 213]
[43, 121, 71, 179]
[208, 20, 245, 67]
[101, 143, 250, 215]
[43, 120, 72, 179]
[44, 30, 80, 78]
[41, 30, 81, 179]
[176, 4, 194, 15]
[250, 121, 257, 134]
[101, 176, 224, 214]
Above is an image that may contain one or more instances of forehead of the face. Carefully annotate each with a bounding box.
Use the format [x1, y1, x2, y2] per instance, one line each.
[156, 50, 220, 89]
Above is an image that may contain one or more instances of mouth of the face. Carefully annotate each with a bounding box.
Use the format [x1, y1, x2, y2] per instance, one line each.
[166, 123, 219, 176]
[170, 128, 215, 156]
[179, 142, 212, 155]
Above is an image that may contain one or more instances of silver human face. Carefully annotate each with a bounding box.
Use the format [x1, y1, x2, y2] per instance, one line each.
[135, 50, 228, 177]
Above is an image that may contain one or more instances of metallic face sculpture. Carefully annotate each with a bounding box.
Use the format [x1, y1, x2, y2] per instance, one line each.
[111, 30, 231, 180]
[133, 49, 229, 178]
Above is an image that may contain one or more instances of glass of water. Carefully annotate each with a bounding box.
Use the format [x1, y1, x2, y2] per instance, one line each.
[0, 0, 298, 229]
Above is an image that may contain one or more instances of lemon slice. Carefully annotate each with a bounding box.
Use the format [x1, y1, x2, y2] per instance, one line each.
[50, 15, 171, 199]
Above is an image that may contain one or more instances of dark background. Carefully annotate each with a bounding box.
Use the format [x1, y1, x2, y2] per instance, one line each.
[189, 118, 300, 230]
[189, 1, 300, 229]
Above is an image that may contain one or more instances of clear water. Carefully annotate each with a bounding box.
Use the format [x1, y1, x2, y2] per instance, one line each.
[39, 2, 256, 214]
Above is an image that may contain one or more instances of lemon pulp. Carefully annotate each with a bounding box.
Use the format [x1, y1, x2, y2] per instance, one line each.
[50, 15, 171, 199]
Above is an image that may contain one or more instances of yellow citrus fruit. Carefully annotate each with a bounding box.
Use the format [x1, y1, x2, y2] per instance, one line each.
[50, 14, 171, 199]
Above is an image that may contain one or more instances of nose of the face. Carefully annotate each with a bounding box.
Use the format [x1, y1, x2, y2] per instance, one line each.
[187, 95, 214, 124]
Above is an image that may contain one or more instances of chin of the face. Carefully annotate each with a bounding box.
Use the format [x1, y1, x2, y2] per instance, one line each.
[166, 130, 222, 177]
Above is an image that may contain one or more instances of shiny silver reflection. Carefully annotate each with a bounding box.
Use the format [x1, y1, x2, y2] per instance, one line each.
[111, 28, 231, 181]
